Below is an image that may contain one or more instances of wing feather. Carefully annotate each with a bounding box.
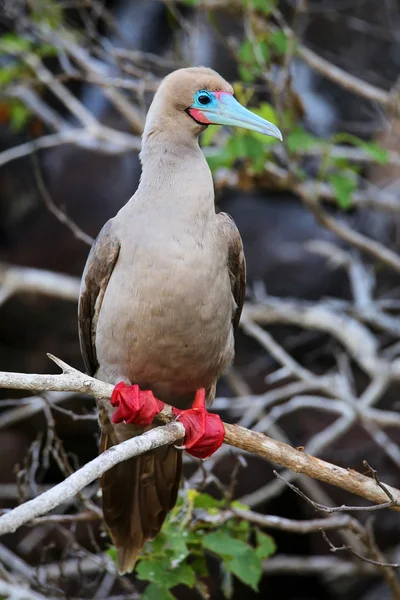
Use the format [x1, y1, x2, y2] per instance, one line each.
[78, 219, 120, 376]
[217, 212, 246, 331]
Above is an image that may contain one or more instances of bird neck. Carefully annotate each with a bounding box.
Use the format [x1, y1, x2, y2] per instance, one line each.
[134, 129, 215, 223]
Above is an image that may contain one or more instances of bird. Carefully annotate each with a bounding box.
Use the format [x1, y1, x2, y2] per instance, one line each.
[78, 66, 282, 575]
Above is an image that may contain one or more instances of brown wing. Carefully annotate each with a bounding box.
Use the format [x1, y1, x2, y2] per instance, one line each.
[79, 222, 180, 575]
[217, 212, 246, 331]
[78, 219, 120, 376]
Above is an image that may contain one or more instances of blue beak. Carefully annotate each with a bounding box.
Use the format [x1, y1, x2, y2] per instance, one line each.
[190, 92, 282, 140]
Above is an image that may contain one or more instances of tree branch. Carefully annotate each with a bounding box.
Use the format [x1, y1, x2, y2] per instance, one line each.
[0, 264, 80, 306]
[0, 356, 399, 536]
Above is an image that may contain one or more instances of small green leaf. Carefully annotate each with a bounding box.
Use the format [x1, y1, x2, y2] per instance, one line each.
[37, 43, 57, 57]
[194, 492, 223, 510]
[255, 531, 276, 559]
[136, 557, 170, 586]
[203, 530, 250, 559]
[191, 554, 208, 577]
[359, 140, 389, 164]
[231, 500, 250, 510]
[31, 0, 63, 28]
[143, 584, 175, 600]
[331, 132, 389, 165]
[0, 33, 31, 53]
[165, 529, 189, 563]
[227, 549, 262, 591]
[239, 40, 254, 64]
[0, 64, 24, 87]
[328, 172, 357, 209]
[287, 127, 319, 152]
[136, 557, 195, 589]
[150, 531, 166, 553]
[253, 102, 278, 124]
[259, 40, 270, 64]
[206, 149, 234, 172]
[246, 0, 277, 15]
[10, 103, 30, 131]
[173, 563, 195, 588]
[271, 30, 288, 55]
[238, 65, 256, 83]
[201, 126, 219, 147]
[106, 545, 117, 563]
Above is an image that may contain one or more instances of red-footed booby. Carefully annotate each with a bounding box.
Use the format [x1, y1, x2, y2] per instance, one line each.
[78, 67, 282, 574]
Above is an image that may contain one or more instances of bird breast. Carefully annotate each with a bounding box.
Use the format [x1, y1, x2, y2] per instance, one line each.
[95, 227, 234, 404]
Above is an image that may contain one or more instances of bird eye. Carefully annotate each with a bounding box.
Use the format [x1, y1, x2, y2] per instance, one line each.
[197, 92, 211, 105]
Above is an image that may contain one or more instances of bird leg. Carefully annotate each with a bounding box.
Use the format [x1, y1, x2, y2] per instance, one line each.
[110, 384, 225, 459]
[110, 382, 165, 425]
[174, 388, 225, 459]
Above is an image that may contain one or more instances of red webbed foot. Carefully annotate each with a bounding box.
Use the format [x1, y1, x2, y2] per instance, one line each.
[174, 389, 225, 459]
[111, 382, 165, 425]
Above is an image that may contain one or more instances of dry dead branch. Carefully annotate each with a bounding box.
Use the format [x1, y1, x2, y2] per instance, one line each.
[0, 355, 399, 537]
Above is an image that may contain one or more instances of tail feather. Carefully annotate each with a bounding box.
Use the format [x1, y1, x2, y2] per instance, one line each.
[99, 419, 181, 575]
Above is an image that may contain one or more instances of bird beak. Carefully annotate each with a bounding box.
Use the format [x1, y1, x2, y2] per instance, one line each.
[190, 92, 283, 140]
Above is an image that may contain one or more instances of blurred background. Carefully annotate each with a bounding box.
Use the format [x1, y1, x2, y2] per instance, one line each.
[1, 0, 400, 598]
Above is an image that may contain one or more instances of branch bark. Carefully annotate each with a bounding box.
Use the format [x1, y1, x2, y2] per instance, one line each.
[0, 355, 399, 537]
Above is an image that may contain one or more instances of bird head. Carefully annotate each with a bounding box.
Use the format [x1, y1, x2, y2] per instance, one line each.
[144, 67, 282, 142]
[187, 87, 282, 140]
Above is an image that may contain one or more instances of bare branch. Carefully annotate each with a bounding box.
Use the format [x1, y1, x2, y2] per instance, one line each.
[0, 421, 185, 535]
[0, 264, 80, 305]
[322, 530, 400, 568]
[0, 357, 399, 536]
[30, 152, 94, 246]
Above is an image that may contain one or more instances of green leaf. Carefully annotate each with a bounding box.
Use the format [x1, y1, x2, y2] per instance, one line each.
[331, 132, 389, 164]
[255, 531, 276, 559]
[106, 545, 117, 563]
[0, 33, 31, 53]
[229, 518, 251, 542]
[359, 140, 389, 164]
[173, 563, 196, 588]
[201, 126, 219, 147]
[31, 0, 63, 28]
[259, 40, 270, 64]
[0, 64, 24, 87]
[253, 102, 278, 124]
[165, 528, 189, 563]
[136, 557, 195, 589]
[328, 172, 357, 209]
[238, 65, 256, 83]
[10, 103, 30, 131]
[136, 557, 169, 586]
[238, 40, 254, 64]
[206, 149, 234, 172]
[150, 531, 166, 553]
[231, 500, 249, 510]
[226, 548, 262, 591]
[271, 30, 288, 55]
[248, 103, 280, 147]
[191, 554, 208, 577]
[37, 43, 57, 57]
[246, 0, 277, 15]
[287, 127, 319, 152]
[143, 584, 175, 600]
[203, 530, 250, 559]
[194, 492, 223, 510]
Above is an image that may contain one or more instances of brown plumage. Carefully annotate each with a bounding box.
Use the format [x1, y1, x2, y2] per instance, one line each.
[78, 67, 248, 574]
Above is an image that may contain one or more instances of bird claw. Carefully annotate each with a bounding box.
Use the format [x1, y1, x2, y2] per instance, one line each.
[110, 382, 165, 425]
[110, 384, 224, 458]
[174, 389, 225, 459]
